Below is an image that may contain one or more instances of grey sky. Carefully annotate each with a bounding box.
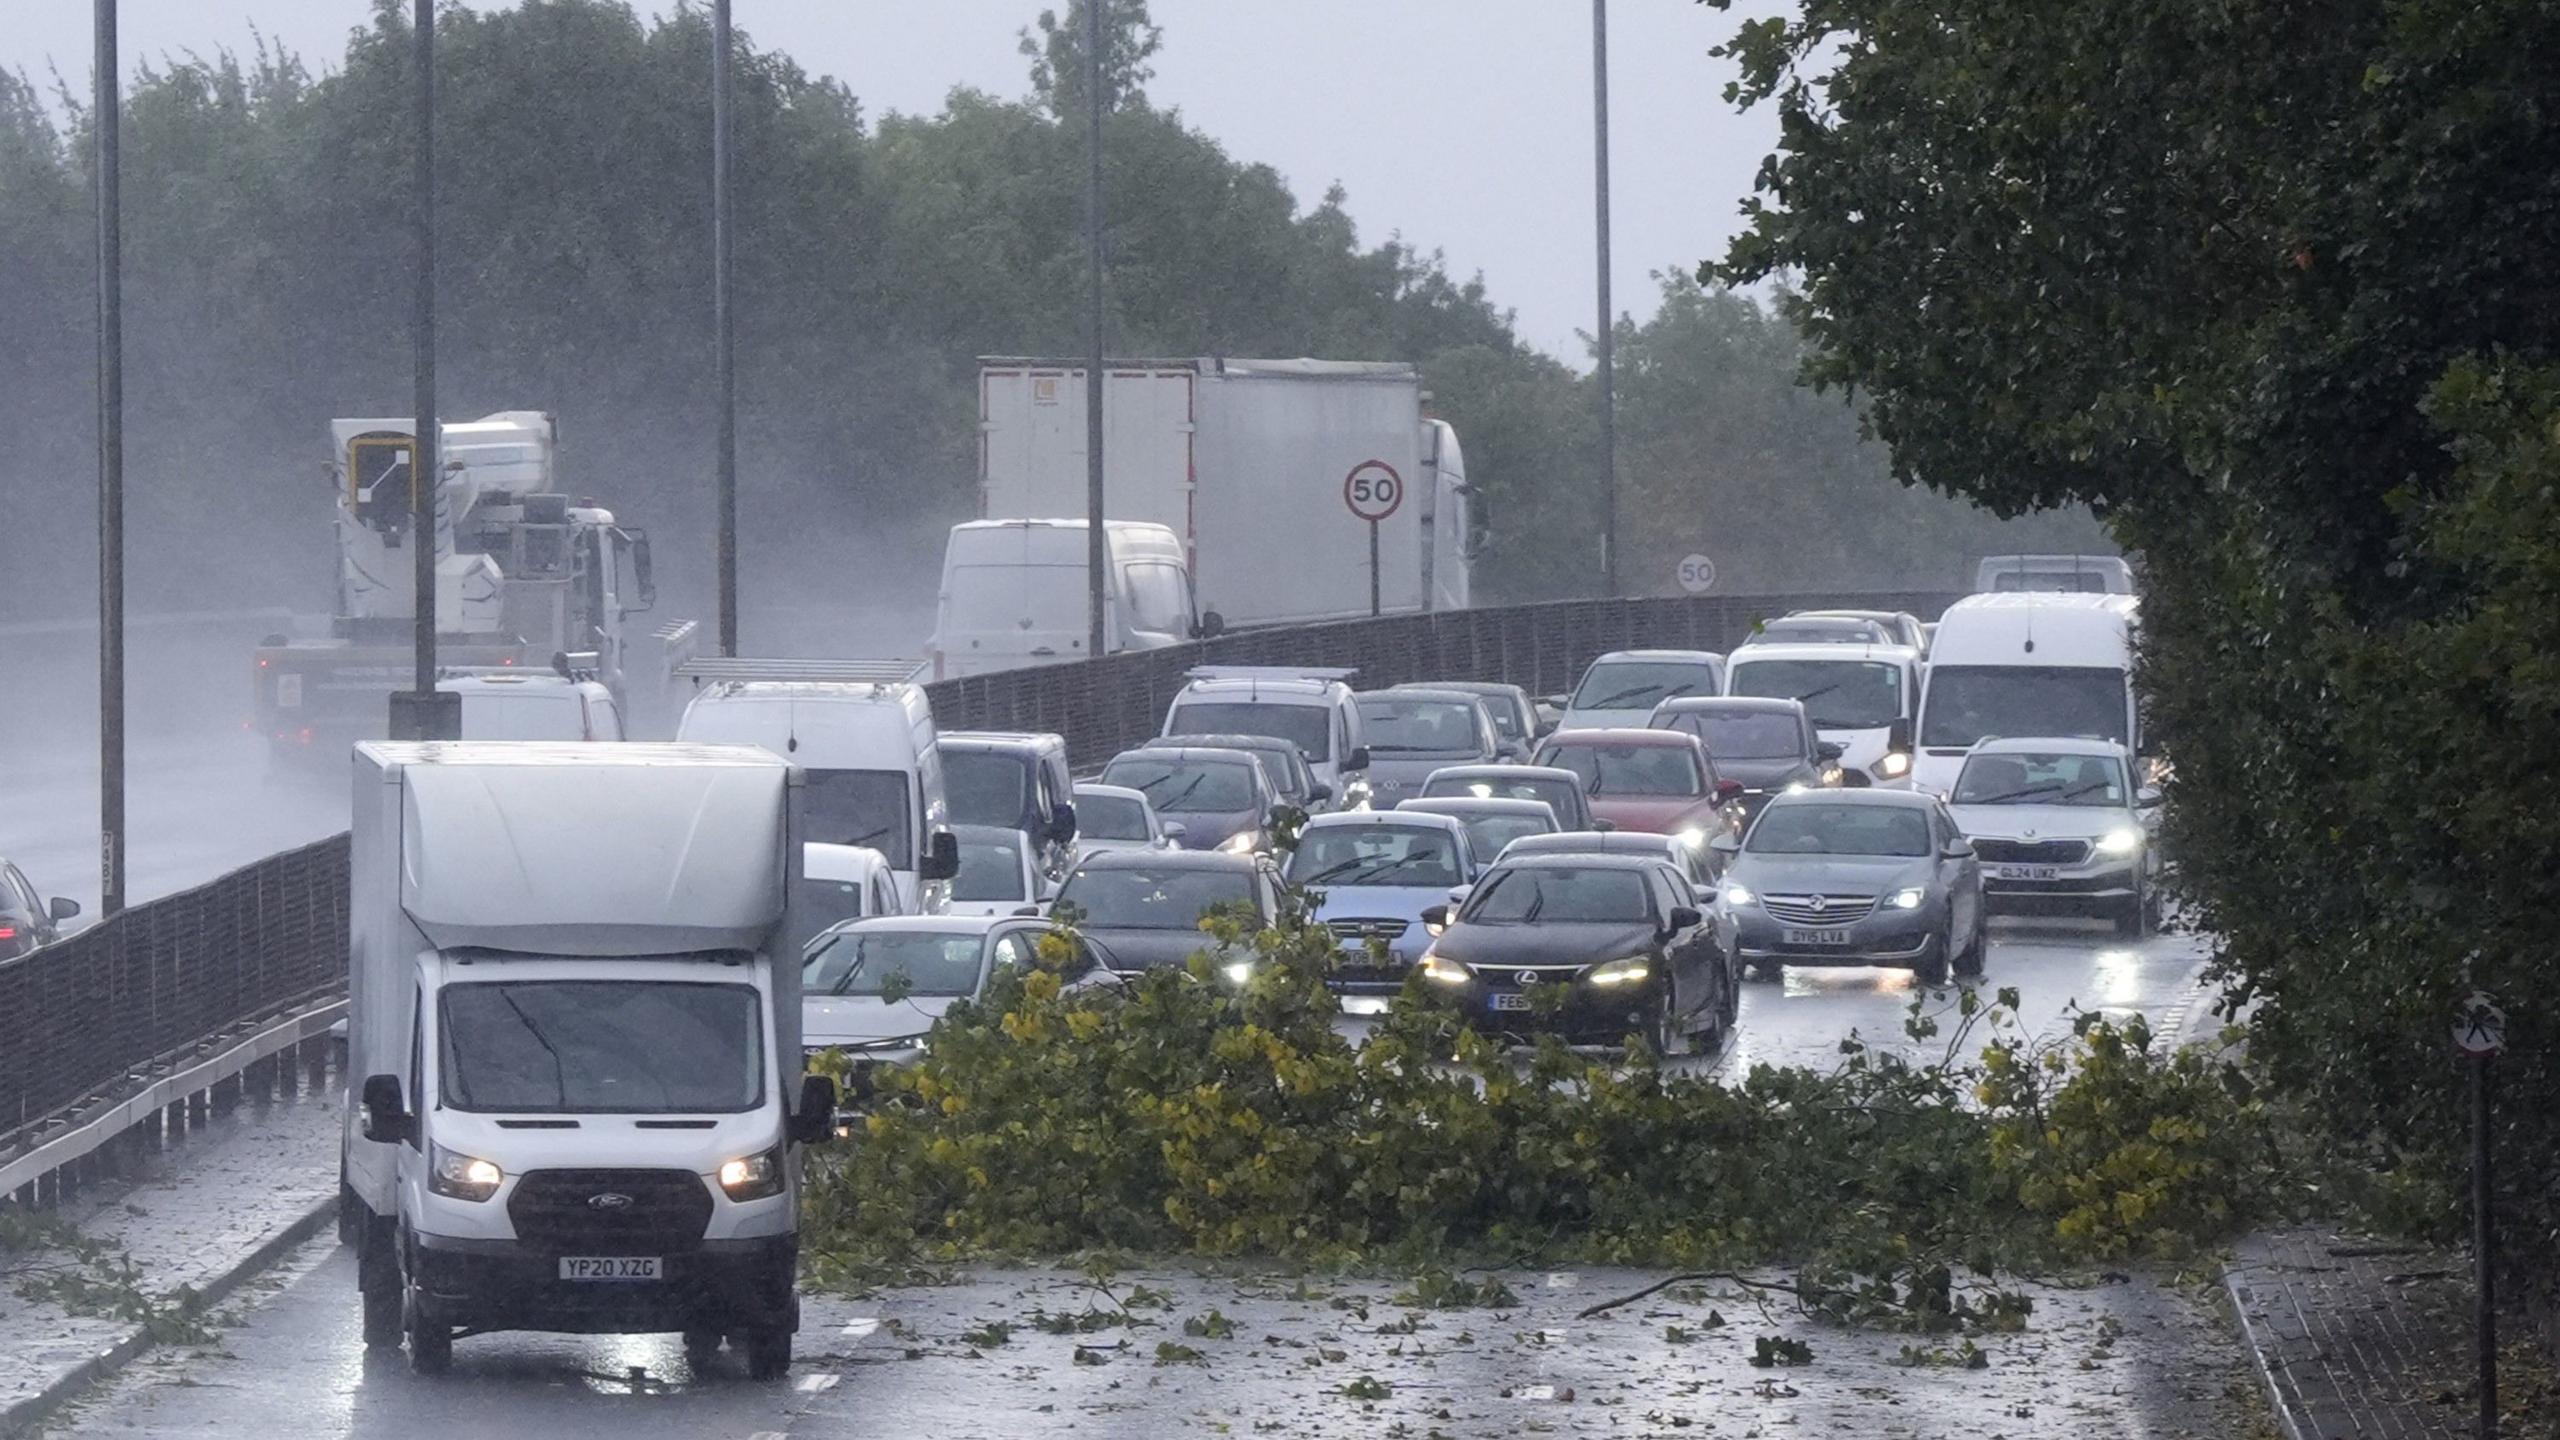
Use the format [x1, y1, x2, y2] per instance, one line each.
[5, 1, 1781, 362]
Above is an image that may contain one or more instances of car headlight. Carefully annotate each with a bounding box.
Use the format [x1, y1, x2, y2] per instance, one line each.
[1417, 952, 1472, 985]
[1722, 881, 1755, 906]
[717, 1146, 787, 1202]
[1784, 781, 1808, 795]
[1874, 751, 1912, 780]
[1217, 829, 1261, 853]
[1585, 956, 1652, 987]
[2094, 827, 2143, 856]
[1889, 886, 1927, 910]
[1675, 826, 1706, 849]
[428, 1143, 503, 1203]
[1222, 960, 1256, 985]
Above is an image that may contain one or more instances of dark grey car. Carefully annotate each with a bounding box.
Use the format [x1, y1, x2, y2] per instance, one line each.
[1048, 848, 1285, 977]
[1404, 681, 1540, 757]
[1711, 790, 1984, 985]
[1355, 689, 1505, 809]
[1137, 732, 1327, 812]
[1649, 695, 1843, 824]
[1097, 747, 1279, 852]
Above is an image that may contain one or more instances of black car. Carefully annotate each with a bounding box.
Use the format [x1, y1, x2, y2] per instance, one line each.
[1415, 853, 1730, 1053]
[1648, 696, 1842, 823]
[0, 860, 80, 960]
[1048, 848, 1286, 978]
[1137, 732, 1328, 812]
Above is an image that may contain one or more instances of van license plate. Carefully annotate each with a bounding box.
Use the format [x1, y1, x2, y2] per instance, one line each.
[559, 1257, 660, 1281]
[1990, 864, 2061, 882]
[1781, 929, 1854, 947]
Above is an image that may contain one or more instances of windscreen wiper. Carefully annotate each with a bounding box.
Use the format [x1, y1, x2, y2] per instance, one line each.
[1961, 784, 2064, 805]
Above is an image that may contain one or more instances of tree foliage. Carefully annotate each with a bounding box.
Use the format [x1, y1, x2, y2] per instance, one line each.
[1706, 0, 2560, 1257]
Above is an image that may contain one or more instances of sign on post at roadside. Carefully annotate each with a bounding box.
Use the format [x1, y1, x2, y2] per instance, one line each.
[1676, 554, 1717, 595]
[2454, 987, 2504, 1440]
[2454, 991, 2506, 1057]
[1344, 460, 1403, 616]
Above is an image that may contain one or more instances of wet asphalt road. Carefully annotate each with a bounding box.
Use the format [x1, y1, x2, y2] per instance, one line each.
[50, 921, 2226, 1440]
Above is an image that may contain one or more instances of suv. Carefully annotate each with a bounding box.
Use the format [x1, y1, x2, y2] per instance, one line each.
[1160, 668, 1372, 800]
[0, 861, 80, 959]
[937, 731, 1079, 887]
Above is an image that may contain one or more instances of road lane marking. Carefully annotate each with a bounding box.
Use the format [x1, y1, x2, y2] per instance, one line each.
[841, 1316, 880, 1337]
[794, 1373, 839, 1393]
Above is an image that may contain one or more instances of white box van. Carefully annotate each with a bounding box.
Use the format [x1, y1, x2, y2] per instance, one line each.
[676, 663, 962, 912]
[341, 743, 834, 1378]
[927, 519, 1211, 679]
[1912, 594, 2140, 796]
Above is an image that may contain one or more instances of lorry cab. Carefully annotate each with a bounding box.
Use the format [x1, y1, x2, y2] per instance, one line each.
[675, 664, 963, 912]
[342, 743, 836, 1378]
[438, 671, 624, 741]
[1722, 642, 1924, 787]
[1912, 593, 2141, 797]
[927, 519, 1211, 679]
[935, 731, 1079, 888]
[1158, 667, 1372, 803]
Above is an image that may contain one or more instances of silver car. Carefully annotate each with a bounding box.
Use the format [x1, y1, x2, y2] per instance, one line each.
[1711, 790, 1985, 985]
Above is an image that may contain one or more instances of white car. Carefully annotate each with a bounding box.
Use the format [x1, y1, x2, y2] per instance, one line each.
[1072, 782, 1184, 858]
[802, 914, 1056, 1069]
[1944, 737, 2162, 936]
[1552, 649, 1726, 732]
[945, 824, 1050, 918]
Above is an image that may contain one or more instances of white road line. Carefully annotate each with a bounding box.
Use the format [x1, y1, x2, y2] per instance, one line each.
[793, 1373, 840, 1393]
[841, 1316, 881, 1338]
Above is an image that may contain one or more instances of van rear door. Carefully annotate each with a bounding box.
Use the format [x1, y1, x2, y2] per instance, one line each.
[935, 528, 1095, 677]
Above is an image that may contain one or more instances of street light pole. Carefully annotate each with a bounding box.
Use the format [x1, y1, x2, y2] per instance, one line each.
[94, 0, 124, 915]
[1592, 0, 1618, 599]
[1085, 0, 1109, 663]
[388, 0, 455, 740]
[713, 0, 738, 657]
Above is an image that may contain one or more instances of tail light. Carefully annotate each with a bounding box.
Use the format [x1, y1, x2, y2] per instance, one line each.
[0, 925, 18, 942]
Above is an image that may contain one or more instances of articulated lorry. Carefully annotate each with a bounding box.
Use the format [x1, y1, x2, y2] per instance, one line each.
[256, 413, 695, 755]
[342, 742, 833, 1377]
[975, 357, 1474, 635]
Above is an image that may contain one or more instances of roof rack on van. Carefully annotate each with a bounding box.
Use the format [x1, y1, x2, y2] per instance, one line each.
[675, 656, 928, 686]
[1183, 666, 1357, 683]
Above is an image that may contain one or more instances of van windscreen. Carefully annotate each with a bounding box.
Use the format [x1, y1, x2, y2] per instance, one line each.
[805, 769, 912, 868]
[1920, 666, 2130, 748]
[942, 751, 1028, 828]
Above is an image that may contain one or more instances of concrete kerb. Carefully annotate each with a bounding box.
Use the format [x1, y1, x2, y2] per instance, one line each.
[0, 1191, 340, 1439]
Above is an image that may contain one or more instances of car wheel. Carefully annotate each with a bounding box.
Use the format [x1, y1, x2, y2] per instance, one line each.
[2112, 881, 2150, 939]
[1953, 920, 1987, 978]
[1649, 987, 1690, 1058]
[1912, 935, 1950, 986]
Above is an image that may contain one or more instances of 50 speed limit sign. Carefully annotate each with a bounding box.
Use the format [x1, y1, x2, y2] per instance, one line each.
[1344, 461, 1404, 522]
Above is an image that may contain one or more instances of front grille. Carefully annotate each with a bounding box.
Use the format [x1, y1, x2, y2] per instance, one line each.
[1327, 917, 1411, 944]
[506, 1168, 714, 1255]
[1972, 838, 2092, 865]
[1761, 894, 1878, 926]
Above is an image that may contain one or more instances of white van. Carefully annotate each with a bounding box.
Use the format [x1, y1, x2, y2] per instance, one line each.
[1158, 667, 1371, 803]
[927, 519, 1217, 679]
[1723, 642, 1924, 786]
[438, 672, 624, 741]
[1912, 593, 2140, 797]
[676, 664, 961, 911]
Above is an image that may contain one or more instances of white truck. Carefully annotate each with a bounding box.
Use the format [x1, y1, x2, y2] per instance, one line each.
[342, 742, 833, 1378]
[977, 357, 1473, 628]
[256, 413, 696, 756]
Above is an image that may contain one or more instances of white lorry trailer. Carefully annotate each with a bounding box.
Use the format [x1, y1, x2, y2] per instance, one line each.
[342, 742, 834, 1378]
[977, 357, 1472, 628]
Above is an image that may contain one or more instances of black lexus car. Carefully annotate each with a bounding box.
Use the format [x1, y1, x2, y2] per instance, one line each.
[1414, 852, 1731, 1054]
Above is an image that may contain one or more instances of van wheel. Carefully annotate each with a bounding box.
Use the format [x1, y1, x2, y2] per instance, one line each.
[358, 1221, 402, 1349]
[683, 1327, 722, 1371]
[403, 1247, 452, 1375]
[742, 1325, 793, 1380]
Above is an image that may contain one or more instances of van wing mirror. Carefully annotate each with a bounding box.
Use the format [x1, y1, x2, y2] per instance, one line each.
[1814, 740, 1845, 763]
[920, 829, 962, 882]
[1344, 746, 1372, 772]
[359, 1074, 414, 1146]
[1887, 717, 1914, 753]
[623, 527, 657, 610]
[792, 1074, 839, 1144]
[1191, 609, 1227, 641]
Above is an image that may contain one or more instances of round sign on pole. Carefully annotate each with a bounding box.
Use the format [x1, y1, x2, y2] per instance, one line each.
[1676, 554, 1717, 595]
[1344, 460, 1404, 522]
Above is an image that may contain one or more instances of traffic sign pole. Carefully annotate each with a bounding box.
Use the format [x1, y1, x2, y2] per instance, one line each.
[1369, 520, 1381, 617]
[2454, 989, 2505, 1439]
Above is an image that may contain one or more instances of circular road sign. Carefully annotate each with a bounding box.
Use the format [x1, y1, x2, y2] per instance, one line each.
[2454, 991, 2506, 1058]
[1676, 554, 1718, 594]
[1344, 460, 1404, 523]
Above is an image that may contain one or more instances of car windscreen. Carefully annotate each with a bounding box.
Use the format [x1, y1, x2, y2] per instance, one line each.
[1919, 665, 2130, 748]
[1570, 661, 1715, 712]
[1165, 701, 1330, 761]
[941, 751, 1029, 828]
[1461, 865, 1652, 925]
[952, 839, 1029, 901]
[803, 931, 987, 997]
[1076, 793, 1151, 840]
[1357, 698, 1483, 755]
[1100, 758, 1256, 814]
[1537, 741, 1704, 797]
[1745, 803, 1933, 857]
[805, 768, 912, 868]
[1423, 773, 1579, 822]
[439, 980, 763, 1114]
[1953, 751, 2130, 807]
[1287, 827, 1464, 889]
[1658, 710, 1803, 760]
[1058, 867, 1256, 929]
[1727, 659, 1902, 730]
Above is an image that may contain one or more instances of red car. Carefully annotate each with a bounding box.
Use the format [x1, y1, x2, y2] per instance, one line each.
[1530, 729, 1743, 839]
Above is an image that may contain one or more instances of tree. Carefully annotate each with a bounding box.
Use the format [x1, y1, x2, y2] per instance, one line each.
[1020, 0, 1162, 120]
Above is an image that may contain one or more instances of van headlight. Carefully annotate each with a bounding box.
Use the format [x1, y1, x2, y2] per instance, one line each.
[428, 1143, 503, 1203]
[2094, 827, 2143, 857]
[1417, 952, 1472, 985]
[717, 1146, 787, 1202]
[1585, 956, 1652, 987]
[1889, 886, 1927, 910]
[1874, 751, 1913, 780]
